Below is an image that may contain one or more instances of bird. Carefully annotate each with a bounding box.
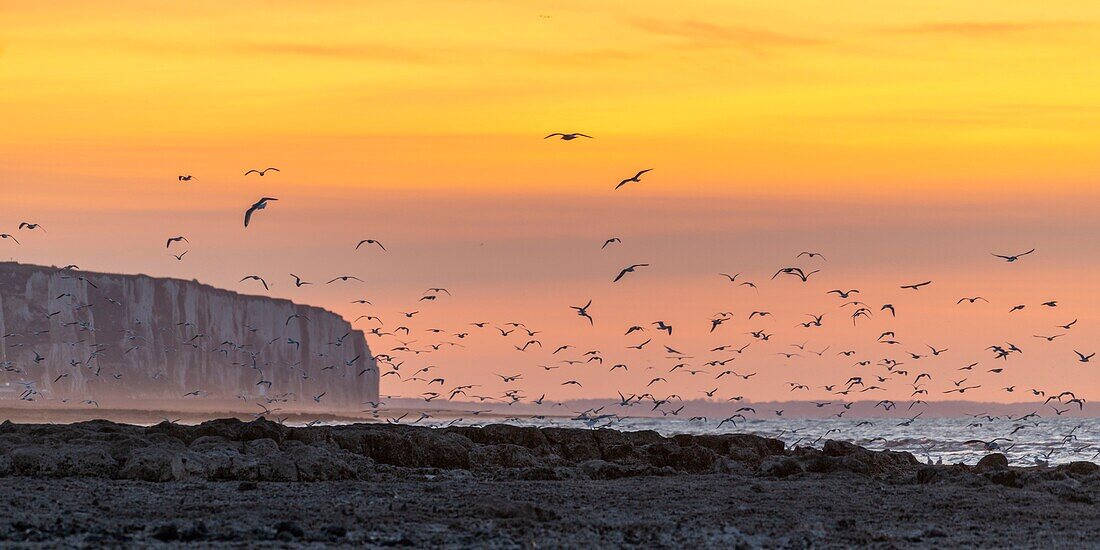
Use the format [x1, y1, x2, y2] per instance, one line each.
[170, 251, 188, 261]
[165, 236, 188, 248]
[571, 300, 593, 325]
[356, 239, 385, 251]
[0, 234, 21, 245]
[327, 276, 364, 284]
[613, 264, 649, 283]
[244, 197, 278, 227]
[828, 289, 859, 298]
[901, 281, 932, 290]
[239, 275, 269, 290]
[615, 169, 653, 190]
[772, 267, 820, 282]
[178, 175, 194, 181]
[244, 167, 280, 176]
[957, 297, 989, 304]
[544, 133, 593, 140]
[290, 274, 312, 287]
[18, 222, 45, 232]
[992, 249, 1035, 262]
[1074, 351, 1094, 363]
[602, 238, 621, 249]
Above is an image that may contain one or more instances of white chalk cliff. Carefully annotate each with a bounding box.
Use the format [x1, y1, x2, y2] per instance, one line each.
[0, 262, 378, 408]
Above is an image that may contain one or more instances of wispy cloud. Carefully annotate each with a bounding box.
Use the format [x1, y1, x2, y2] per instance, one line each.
[231, 41, 436, 64]
[884, 21, 1088, 37]
[630, 18, 827, 55]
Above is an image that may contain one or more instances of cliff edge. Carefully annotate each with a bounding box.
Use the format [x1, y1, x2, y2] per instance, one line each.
[0, 262, 377, 408]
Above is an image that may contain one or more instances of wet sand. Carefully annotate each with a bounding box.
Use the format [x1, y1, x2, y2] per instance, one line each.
[0, 418, 1097, 547]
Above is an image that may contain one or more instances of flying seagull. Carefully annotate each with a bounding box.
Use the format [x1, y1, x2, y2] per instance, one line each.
[239, 275, 269, 290]
[0, 234, 20, 245]
[165, 236, 188, 248]
[613, 264, 649, 283]
[327, 276, 364, 284]
[901, 281, 932, 290]
[244, 167, 280, 176]
[244, 197, 278, 227]
[18, 222, 45, 232]
[544, 133, 593, 140]
[602, 238, 621, 249]
[356, 239, 386, 251]
[992, 249, 1035, 262]
[615, 169, 653, 190]
[571, 300, 593, 325]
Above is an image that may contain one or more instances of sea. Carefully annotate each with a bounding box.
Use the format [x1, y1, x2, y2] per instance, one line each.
[363, 414, 1100, 466]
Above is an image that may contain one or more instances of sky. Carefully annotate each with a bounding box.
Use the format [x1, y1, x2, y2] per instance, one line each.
[1, 1, 1099, 405]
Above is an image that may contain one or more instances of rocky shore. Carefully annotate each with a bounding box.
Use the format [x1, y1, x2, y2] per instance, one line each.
[0, 418, 1097, 547]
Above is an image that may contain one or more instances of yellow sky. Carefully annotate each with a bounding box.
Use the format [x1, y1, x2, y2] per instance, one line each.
[3, 1, 1100, 195]
[2, 2, 1100, 403]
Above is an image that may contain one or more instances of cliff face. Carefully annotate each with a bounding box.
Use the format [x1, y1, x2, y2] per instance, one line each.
[0, 262, 377, 408]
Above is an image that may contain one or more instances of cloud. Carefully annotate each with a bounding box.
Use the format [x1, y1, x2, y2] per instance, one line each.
[230, 41, 435, 64]
[885, 21, 1087, 37]
[630, 18, 827, 55]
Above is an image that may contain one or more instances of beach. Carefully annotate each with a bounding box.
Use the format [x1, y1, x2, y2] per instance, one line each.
[0, 419, 1097, 547]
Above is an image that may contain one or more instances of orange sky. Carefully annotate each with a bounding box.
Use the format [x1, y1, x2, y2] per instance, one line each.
[1, 1, 1099, 404]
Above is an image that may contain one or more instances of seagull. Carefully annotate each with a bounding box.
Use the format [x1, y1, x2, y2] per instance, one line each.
[244, 167, 280, 176]
[178, 175, 194, 181]
[571, 300, 594, 325]
[797, 251, 827, 260]
[828, 289, 859, 298]
[615, 169, 653, 190]
[170, 251, 188, 261]
[290, 274, 312, 287]
[901, 280, 932, 290]
[18, 222, 45, 232]
[602, 238, 621, 249]
[244, 197, 278, 227]
[957, 296, 988, 304]
[1074, 351, 1094, 363]
[165, 236, 188, 248]
[356, 239, 385, 251]
[0, 234, 20, 245]
[992, 249, 1035, 262]
[613, 264, 649, 282]
[327, 276, 364, 284]
[772, 267, 820, 282]
[544, 133, 593, 140]
[239, 275, 269, 290]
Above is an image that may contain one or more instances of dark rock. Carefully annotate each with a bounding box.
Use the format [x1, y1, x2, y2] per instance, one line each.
[760, 456, 803, 478]
[274, 520, 305, 538]
[975, 453, 1009, 472]
[1058, 461, 1100, 477]
[150, 523, 179, 541]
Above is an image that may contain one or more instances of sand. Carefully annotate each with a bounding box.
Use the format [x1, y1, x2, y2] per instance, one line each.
[0, 418, 1097, 547]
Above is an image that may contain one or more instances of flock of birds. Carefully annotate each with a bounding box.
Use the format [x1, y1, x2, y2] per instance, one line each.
[1, 139, 1096, 465]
